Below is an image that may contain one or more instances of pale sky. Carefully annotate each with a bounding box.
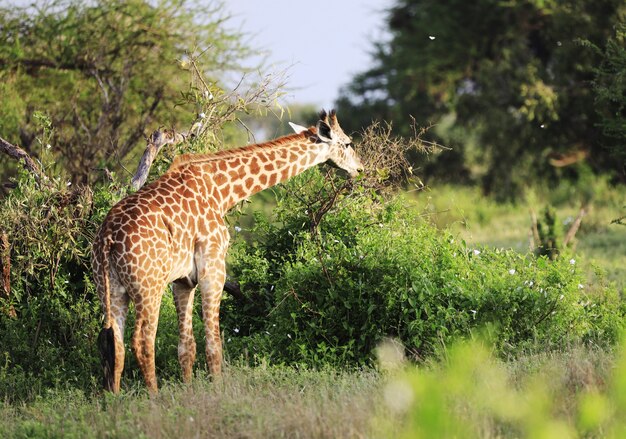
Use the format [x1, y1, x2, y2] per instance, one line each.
[7, 0, 393, 109]
[223, 0, 392, 109]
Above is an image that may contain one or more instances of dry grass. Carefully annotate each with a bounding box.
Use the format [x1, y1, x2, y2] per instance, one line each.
[1, 346, 620, 438]
[0, 365, 386, 439]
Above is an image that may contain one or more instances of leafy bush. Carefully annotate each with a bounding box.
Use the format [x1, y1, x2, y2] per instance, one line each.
[1, 115, 622, 401]
[378, 336, 626, 438]
[0, 172, 121, 399]
[225, 169, 624, 366]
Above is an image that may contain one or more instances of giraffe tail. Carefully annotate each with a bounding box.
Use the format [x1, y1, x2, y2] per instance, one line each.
[97, 230, 116, 391]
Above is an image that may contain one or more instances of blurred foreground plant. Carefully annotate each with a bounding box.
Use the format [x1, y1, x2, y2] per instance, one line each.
[378, 335, 626, 438]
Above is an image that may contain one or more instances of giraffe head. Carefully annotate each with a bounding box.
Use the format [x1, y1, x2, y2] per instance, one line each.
[316, 110, 364, 178]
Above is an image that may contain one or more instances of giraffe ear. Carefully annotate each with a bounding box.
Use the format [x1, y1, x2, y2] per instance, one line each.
[288, 122, 308, 134]
[316, 120, 333, 142]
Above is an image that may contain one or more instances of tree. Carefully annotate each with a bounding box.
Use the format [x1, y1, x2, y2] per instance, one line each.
[337, 0, 626, 200]
[0, 0, 249, 187]
[593, 22, 626, 169]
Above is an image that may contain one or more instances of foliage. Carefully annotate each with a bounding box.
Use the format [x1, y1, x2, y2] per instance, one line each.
[592, 22, 626, 166]
[0, 0, 249, 187]
[225, 169, 624, 367]
[380, 336, 626, 438]
[0, 170, 121, 399]
[533, 206, 563, 260]
[1, 110, 623, 401]
[336, 0, 626, 200]
[0, 52, 286, 400]
[413, 182, 626, 293]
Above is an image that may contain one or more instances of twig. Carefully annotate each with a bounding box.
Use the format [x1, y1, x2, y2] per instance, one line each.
[223, 279, 247, 302]
[563, 205, 587, 247]
[529, 209, 540, 250]
[0, 135, 46, 181]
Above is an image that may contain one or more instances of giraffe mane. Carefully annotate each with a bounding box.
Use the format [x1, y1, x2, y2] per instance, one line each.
[167, 128, 318, 171]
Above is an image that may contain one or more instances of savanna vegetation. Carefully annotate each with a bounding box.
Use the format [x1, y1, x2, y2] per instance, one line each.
[0, 0, 624, 438]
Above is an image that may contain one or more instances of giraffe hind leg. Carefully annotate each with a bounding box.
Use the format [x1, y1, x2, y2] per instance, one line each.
[173, 280, 197, 383]
[131, 291, 163, 393]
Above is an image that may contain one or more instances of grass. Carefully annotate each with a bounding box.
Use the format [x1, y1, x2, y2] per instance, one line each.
[0, 344, 621, 438]
[0, 365, 386, 439]
[413, 184, 626, 293]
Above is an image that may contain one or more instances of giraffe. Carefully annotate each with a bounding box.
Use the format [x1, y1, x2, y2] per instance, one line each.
[92, 110, 364, 393]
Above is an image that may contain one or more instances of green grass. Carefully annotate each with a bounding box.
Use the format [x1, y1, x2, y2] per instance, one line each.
[412, 184, 626, 292]
[0, 366, 385, 438]
[1, 344, 622, 438]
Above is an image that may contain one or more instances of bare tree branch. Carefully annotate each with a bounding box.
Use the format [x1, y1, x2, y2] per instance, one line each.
[563, 206, 587, 247]
[130, 129, 186, 190]
[0, 135, 45, 180]
[224, 279, 246, 302]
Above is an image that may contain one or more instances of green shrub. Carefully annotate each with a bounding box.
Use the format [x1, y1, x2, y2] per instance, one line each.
[0, 173, 118, 399]
[226, 169, 624, 366]
[378, 335, 626, 438]
[1, 150, 622, 400]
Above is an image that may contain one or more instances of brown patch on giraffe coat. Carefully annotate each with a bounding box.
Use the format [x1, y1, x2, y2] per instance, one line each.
[228, 169, 240, 180]
[249, 158, 261, 174]
[214, 173, 227, 186]
[233, 184, 245, 198]
[185, 178, 198, 192]
[162, 205, 174, 217]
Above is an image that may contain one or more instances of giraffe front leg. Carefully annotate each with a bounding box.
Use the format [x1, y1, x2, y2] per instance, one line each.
[196, 238, 228, 377]
[173, 281, 197, 383]
[199, 268, 225, 376]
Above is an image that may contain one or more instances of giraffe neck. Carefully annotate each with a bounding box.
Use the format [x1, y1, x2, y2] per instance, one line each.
[171, 130, 330, 214]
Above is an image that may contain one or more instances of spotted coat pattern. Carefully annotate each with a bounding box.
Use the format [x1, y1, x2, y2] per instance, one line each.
[91, 110, 363, 393]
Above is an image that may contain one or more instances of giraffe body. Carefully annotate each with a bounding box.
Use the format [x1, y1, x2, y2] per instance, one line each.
[92, 110, 363, 393]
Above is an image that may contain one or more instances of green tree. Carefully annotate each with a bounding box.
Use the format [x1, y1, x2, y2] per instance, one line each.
[593, 22, 626, 168]
[0, 0, 248, 186]
[337, 0, 626, 200]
